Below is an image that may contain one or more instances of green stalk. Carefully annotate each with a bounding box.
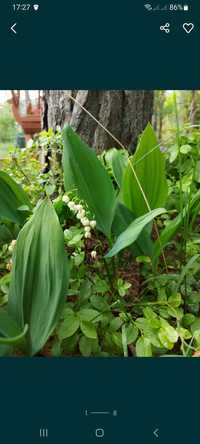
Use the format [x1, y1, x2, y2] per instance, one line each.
[173, 91, 188, 302]
[173, 92, 183, 216]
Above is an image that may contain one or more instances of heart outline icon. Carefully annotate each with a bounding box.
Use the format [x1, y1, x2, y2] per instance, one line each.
[183, 23, 194, 34]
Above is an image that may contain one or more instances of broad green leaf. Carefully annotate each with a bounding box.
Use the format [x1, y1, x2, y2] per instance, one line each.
[143, 307, 161, 328]
[168, 293, 182, 308]
[104, 148, 128, 187]
[0, 324, 28, 344]
[111, 332, 123, 350]
[78, 308, 99, 322]
[8, 200, 69, 356]
[93, 276, 110, 294]
[177, 327, 192, 340]
[121, 123, 168, 216]
[106, 208, 166, 258]
[135, 317, 162, 348]
[136, 337, 152, 357]
[0, 171, 32, 225]
[112, 201, 154, 257]
[91, 295, 110, 311]
[180, 144, 192, 154]
[125, 324, 138, 344]
[63, 126, 116, 238]
[80, 320, 97, 339]
[169, 145, 178, 163]
[158, 330, 174, 350]
[158, 319, 178, 349]
[0, 309, 28, 345]
[109, 317, 123, 332]
[58, 314, 80, 339]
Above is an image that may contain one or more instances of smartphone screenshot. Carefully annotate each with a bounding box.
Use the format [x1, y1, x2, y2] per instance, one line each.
[0, 1, 200, 442]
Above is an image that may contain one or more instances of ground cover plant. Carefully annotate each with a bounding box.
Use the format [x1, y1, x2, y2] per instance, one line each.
[1, 90, 200, 357]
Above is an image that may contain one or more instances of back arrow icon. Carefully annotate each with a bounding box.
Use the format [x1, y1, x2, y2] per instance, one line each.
[11, 23, 17, 34]
[153, 428, 159, 438]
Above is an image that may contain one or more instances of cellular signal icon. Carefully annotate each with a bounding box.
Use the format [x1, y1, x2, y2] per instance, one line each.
[144, 4, 153, 11]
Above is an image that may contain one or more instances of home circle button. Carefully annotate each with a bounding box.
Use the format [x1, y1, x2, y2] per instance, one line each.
[95, 428, 105, 438]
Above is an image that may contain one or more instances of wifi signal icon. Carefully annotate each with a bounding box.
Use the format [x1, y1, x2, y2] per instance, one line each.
[144, 3, 153, 10]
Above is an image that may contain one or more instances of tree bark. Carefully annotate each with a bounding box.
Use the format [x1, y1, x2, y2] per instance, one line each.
[42, 90, 154, 152]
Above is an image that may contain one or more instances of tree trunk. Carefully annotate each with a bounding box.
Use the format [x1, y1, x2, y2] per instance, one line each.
[42, 90, 154, 152]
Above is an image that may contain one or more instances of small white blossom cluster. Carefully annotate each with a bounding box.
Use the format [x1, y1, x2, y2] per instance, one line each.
[90, 250, 97, 260]
[62, 194, 96, 238]
[8, 239, 17, 253]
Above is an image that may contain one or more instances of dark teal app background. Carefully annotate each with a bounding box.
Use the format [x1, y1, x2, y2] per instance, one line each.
[1, 357, 199, 443]
[0, 0, 199, 88]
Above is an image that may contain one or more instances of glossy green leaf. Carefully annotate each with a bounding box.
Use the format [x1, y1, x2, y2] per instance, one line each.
[136, 337, 152, 357]
[63, 126, 116, 238]
[0, 324, 28, 344]
[104, 148, 128, 187]
[58, 314, 80, 340]
[91, 295, 110, 311]
[125, 324, 138, 344]
[8, 200, 69, 356]
[109, 317, 123, 332]
[106, 208, 166, 258]
[121, 123, 168, 216]
[168, 292, 182, 308]
[78, 308, 99, 322]
[0, 309, 28, 345]
[0, 171, 32, 225]
[177, 327, 192, 340]
[158, 319, 178, 350]
[158, 330, 174, 350]
[80, 320, 97, 339]
[180, 144, 192, 154]
[112, 201, 154, 257]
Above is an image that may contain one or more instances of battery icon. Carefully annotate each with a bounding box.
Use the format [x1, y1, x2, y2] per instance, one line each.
[184, 5, 189, 10]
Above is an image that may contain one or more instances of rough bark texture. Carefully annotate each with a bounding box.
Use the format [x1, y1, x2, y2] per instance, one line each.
[42, 90, 154, 152]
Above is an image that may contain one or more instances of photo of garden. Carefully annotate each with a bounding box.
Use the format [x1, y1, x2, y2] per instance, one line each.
[0, 90, 200, 357]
